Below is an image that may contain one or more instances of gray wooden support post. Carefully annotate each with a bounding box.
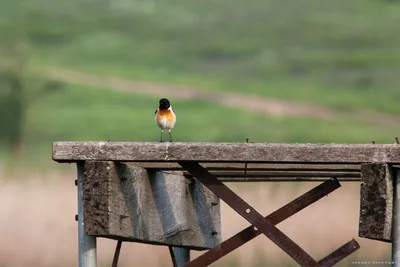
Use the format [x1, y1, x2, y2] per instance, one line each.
[393, 168, 400, 266]
[173, 247, 190, 267]
[77, 162, 97, 267]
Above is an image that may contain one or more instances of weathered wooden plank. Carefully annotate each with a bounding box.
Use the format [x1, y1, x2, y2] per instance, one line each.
[359, 163, 393, 242]
[52, 142, 400, 163]
[83, 161, 221, 250]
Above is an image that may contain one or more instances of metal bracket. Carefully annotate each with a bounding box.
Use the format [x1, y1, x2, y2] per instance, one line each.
[169, 246, 178, 267]
[179, 162, 360, 267]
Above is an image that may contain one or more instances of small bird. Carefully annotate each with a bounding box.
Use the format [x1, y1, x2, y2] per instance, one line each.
[155, 98, 176, 142]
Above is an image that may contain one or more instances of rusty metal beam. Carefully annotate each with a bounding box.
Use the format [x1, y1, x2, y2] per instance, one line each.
[216, 177, 360, 182]
[187, 171, 360, 178]
[318, 239, 360, 267]
[168, 246, 178, 267]
[111, 241, 122, 267]
[183, 178, 341, 267]
[134, 162, 361, 172]
[179, 161, 320, 267]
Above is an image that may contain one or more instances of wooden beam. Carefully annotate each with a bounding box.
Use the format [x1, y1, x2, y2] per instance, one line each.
[359, 163, 393, 242]
[83, 161, 221, 250]
[52, 142, 400, 163]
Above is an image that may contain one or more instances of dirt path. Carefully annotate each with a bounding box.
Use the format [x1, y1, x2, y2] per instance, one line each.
[40, 68, 400, 126]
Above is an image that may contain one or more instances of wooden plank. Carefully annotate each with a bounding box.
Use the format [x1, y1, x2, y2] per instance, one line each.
[83, 161, 221, 250]
[359, 163, 393, 242]
[52, 142, 400, 163]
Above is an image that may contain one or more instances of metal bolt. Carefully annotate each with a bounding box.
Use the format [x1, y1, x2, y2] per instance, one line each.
[185, 176, 195, 184]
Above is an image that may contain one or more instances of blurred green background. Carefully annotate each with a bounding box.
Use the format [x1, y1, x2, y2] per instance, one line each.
[0, 1, 399, 266]
[1, 0, 400, 171]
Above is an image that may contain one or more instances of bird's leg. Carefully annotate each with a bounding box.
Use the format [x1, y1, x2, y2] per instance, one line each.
[160, 130, 163, 142]
[169, 129, 172, 142]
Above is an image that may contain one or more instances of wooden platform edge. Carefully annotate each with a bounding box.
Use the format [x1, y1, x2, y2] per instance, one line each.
[52, 142, 400, 164]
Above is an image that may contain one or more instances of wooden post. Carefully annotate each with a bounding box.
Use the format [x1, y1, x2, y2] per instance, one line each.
[77, 162, 97, 267]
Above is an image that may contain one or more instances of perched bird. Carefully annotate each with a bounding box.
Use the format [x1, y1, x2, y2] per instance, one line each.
[155, 98, 176, 142]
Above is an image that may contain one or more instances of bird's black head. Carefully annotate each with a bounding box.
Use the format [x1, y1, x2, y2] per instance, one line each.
[159, 98, 171, 110]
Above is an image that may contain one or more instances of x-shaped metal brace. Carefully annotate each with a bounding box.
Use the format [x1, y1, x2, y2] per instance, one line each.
[178, 161, 360, 267]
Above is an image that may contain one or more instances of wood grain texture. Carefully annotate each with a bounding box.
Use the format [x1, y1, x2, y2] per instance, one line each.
[83, 161, 221, 250]
[52, 142, 400, 163]
[359, 163, 393, 242]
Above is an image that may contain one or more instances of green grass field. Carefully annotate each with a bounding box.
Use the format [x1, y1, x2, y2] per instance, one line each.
[21, 0, 400, 114]
[11, 81, 396, 171]
[1, 0, 400, 169]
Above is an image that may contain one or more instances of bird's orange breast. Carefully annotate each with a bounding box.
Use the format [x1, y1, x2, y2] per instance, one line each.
[155, 109, 176, 130]
[156, 109, 175, 122]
